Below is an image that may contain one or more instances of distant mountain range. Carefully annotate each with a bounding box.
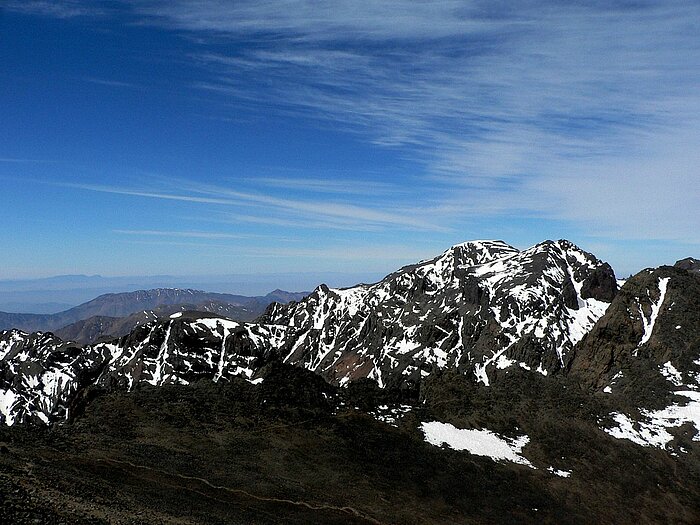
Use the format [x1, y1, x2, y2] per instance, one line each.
[0, 288, 308, 343]
[0, 239, 698, 524]
[0, 272, 379, 313]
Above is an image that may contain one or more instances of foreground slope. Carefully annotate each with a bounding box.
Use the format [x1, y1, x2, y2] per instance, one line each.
[1, 364, 698, 524]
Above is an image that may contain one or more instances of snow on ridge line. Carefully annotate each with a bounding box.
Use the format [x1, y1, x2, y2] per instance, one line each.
[414, 239, 519, 267]
[325, 240, 522, 310]
[448, 239, 518, 253]
[420, 421, 534, 467]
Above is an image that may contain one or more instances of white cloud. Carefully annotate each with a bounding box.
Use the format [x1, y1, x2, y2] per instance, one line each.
[13, 1, 700, 246]
[0, 158, 56, 164]
[124, 1, 700, 242]
[82, 77, 139, 88]
[4, 1, 107, 18]
[518, 124, 700, 243]
[247, 176, 403, 196]
[65, 180, 450, 232]
[112, 229, 255, 239]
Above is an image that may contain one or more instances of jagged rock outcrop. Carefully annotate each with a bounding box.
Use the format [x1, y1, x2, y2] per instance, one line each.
[675, 257, 700, 273]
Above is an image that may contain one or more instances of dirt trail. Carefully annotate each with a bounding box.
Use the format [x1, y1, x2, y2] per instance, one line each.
[94, 456, 388, 525]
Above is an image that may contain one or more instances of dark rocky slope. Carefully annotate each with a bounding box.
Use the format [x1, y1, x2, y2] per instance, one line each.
[1, 364, 698, 525]
[568, 264, 700, 410]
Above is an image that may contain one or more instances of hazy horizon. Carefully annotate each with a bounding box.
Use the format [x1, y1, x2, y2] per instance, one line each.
[0, 237, 690, 314]
[0, 270, 390, 313]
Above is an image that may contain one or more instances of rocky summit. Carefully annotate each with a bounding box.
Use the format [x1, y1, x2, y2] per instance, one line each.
[262, 239, 617, 387]
[0, 239, 699, 524]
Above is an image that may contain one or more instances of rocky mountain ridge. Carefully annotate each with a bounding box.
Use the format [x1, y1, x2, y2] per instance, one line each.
[1, 238, 699, 525]
[262, 239, 617, 387]
[0, 238, 698, 447]
[0, 238, 621, 424]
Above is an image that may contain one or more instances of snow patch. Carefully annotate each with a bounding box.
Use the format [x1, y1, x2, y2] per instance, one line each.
[603, 390, 700, 448]
[604, 412, 673, 448]
[0, 389, 19, 426]
[638, 277, 670, 347]
[496, 354, 515, 370]
[371, 404, 413, 426]
[566, 298, 609, 346]
[420, 421, 533, 467]
[660, 361, 683, 387]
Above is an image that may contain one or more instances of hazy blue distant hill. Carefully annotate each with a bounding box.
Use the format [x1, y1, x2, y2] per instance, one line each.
[0, 273, 378, 312]
[0, 288, 308, 335]
[0, 302, 74, 315]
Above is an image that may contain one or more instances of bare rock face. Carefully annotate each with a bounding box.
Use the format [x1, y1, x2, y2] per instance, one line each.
[580, 262, 618, 302]
[568, 265, 700, 409]
[675, 257, 700, 274]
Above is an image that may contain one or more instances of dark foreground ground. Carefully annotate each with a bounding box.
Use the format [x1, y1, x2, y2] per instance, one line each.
[1, 364, 698, 524]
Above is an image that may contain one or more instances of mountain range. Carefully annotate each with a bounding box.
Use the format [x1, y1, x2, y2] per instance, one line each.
[0, 288, 308, 343]
[0, 239, 698, 524]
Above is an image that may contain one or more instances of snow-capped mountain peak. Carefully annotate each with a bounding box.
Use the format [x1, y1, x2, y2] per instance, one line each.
[264, 239, 617, 387]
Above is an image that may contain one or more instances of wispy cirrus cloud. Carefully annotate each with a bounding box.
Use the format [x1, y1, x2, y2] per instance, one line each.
[4, 0, 108, 18]
[129, 0, 700, 241]
[81, 77, 139, 89]
[0, 158, 56, 164]
[9, 1, 700, 246]
[246, 176, 404, 196]
[113, 229, 255, 240]
[64, 180, 450, 232]
[216, 213, 388, 233]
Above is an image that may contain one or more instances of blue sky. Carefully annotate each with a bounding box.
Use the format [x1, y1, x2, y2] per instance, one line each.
[1, 1, 698, 286]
